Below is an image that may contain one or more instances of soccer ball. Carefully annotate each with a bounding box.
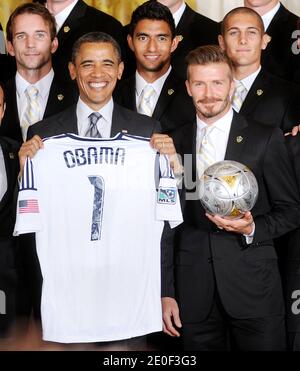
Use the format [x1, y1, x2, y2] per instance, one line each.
[199, 160, 259, 219]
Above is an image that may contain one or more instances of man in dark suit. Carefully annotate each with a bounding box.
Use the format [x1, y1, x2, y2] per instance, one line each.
[124, 1, 220, 79]
[218, 6, 300, 132]
[114, 1, 194, 135]
[158, 1, 220, 79]
[244, 0, 300, 83]
[36, 0, 126, 84]
[162, 45, 300, 351]
[0, 83, 20, 338]
[0, 3, 77, 143]
[18, 32, 176, 348]
[280, 135, 300, 351]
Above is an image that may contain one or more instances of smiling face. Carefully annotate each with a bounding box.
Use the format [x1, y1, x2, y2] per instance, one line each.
[186, 62, 235, 124]
[127, 19, 178, 80]
[68, 41, 124, 111]
[7, 13, 57, 75]
[219, 12, 269, 71]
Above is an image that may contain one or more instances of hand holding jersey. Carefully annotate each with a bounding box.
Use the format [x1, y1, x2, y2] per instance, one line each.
[14, 133, 182, 342]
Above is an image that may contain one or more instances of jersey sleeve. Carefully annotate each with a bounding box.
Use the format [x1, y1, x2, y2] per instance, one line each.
[156, 154, 183, 229]
[13, 157, 42, 236]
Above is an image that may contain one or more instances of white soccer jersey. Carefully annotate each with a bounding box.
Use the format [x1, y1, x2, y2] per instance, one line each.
[14, 133, 182, 343]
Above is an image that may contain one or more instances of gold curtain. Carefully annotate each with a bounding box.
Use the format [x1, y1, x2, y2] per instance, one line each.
[0, 0, 196, 30]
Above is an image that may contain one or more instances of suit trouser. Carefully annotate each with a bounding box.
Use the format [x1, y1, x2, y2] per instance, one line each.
[181, 292, 286, 351]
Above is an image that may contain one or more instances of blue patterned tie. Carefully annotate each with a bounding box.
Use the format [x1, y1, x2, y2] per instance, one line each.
[86, 112, 102, 138]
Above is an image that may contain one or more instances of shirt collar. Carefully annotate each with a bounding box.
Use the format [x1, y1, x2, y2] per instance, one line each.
[51, 0, 78, 32]
[234, 66, 261, 92]
[77, 97, 114, 124]
[197, 107, 233, 135]
[16, 69, 54, 99]
[135, 66, 172, 97]
[173, 2, 186, 27]
[261, 2, 281, 31]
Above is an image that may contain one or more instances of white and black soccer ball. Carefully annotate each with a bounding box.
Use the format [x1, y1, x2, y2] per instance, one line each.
[199, 160, 259, 219]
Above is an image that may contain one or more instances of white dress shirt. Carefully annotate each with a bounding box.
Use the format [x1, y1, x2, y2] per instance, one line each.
[196, 108, 255, 242]
[172, 2, 186, 27]
[76, 97, 114, 138]
[135, 66, 172, 113]
[16, 69, 54, 126]
[261, 2, 281, 31]
[49, 0, 78, 32]
[233, 66, 261, 103]
[0, 145, 7, 202]
[196, 108, 233, 163]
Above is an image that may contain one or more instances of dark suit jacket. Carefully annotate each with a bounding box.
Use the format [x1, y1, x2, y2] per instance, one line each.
[261, 3, 300, 83]
[239, 69, 300, 132]
[0, 137, 19, 238]
[27, 102, 160, 140]
[123, 4, 220, 79]
[283, 135, 300, 332]
[52, 0, 126, 83]
[114, 69, 194, 134]
[0, 136, 19, 336]
[0, 76, 77, 143]
[0, 55, 16, 84]
[163, 111, 300, 322]
[172, 4, 219, 79]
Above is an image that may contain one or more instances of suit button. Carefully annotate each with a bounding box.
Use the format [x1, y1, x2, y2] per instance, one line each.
[208, 258, 213, 263]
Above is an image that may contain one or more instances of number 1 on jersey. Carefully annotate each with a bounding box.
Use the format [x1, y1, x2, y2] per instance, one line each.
[88, 176, 105, 241]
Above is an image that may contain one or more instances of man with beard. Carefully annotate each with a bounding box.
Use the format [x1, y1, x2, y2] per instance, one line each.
[115, 1, 194, 135]
[162, 45, 300, 350]
[0, 3, 76, 143]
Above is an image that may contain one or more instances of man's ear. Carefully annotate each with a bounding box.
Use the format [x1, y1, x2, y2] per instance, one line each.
[261, 33, 271, 50]
[171, 36, 179, 53]
[127, 34, 134, 52]
[218, 34, 226, 51]
[185, 79, 192, 97]
[6, 41, 15, 57]
[51, 37, 59, 54]
[117, 61, 124, 80]
[68, 62, 77, 81]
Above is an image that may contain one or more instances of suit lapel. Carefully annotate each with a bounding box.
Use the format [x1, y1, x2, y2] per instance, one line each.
[44, 78, 68, 118]
[111, 104, 126, 137]
[240, 69, 268, 117]
[57, 0, 86, 46]
[265, 4, 287, 35]
[152, 70, 182, 120]
[57, 105, 78, 134]
[4, 79, 21, 141]
[225, 112, 248, 161]
[122, 76, 136, 111]
[0, 138, 17, 210]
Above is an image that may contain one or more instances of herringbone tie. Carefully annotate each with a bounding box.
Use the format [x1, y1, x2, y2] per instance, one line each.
[197, 125, 216, 178]
[86, 112, 102, 138]
[21, 85, 41, 141]
[137, 85, 155, 116]
[232, 81, 247, 112]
